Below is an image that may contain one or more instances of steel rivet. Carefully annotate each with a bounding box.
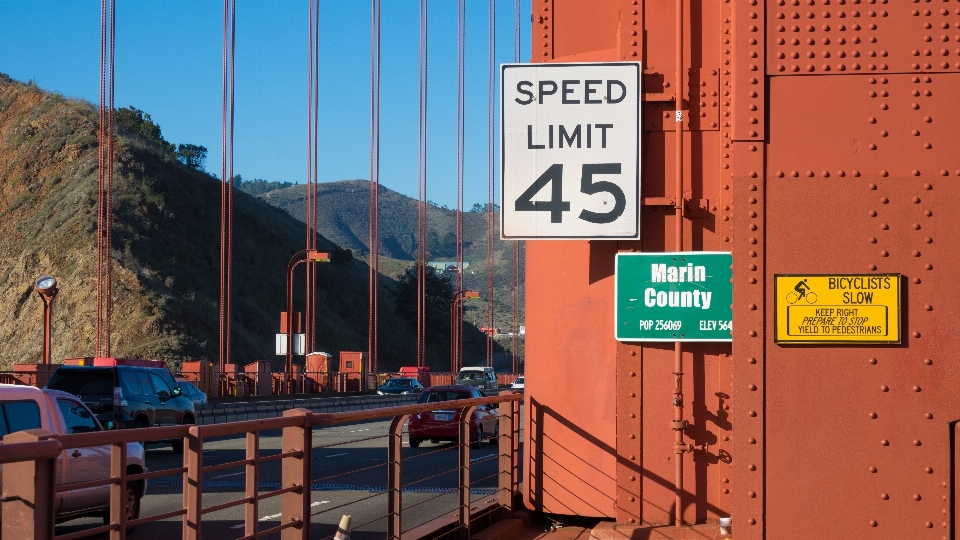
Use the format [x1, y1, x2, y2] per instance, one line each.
[913, 331, 921, 338]
[926, 522, 933, 528]
[881, 385, 888, 391]
[880, 170, 888, 176]
[925, 359, 933, 366]
[629, 434, 636, 439]
[870, 520, 878, 527]
[749, 410, 757, 417]
[748, 464, 756, 471]
[868, 183, 877, 189]
[881, 493, 889, 500]
[925, 263, 933, 270]
[925, 305, 932, 311]
[926, 467, 933, 473]
[914, 439, 922, 446]
[791, 170, 800, 177]
[749, 357, 757, 364]
[749, 330, 757, 337]
[870, 412, 877, 418]
[914, 385, 921, 392]
[880, 196, 888, 203]
[869, 357, 877, 364]
[914, 494, 922, 501]
[880, 223, 888, 230]
[868, 236, 877, 243]
[748, 491, 756, 498]
[748, 384, 757, 391]
[881, 439, 889, 446]
[913, 249, 921, 256]
[925, 210, 933, 216]
[913, 223, 921, 229]
[748, 437, 756, 444]
[869, 466, 877, 473]
[629, 392, 636, 397]
[869, 264, 877, 270]
[748, 518, 756, 525]
[880, 250, 888, 257]
[854, 170, 862, 177]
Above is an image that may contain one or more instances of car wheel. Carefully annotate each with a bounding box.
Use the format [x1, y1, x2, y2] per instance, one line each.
[103, 480, 141, 534]
[471, 425, 482, 449]
[409, 437, 422, 448]
[490, 422, 499, 445]
[171, 415, 194, 454]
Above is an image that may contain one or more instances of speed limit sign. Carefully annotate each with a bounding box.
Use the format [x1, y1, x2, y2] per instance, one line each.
[500, 62, 641, 239]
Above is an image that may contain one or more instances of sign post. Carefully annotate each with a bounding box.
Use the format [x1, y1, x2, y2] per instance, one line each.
[615, 252, 733, 342]
[501, 62, 641, 239]
[774, 274, 901, 344]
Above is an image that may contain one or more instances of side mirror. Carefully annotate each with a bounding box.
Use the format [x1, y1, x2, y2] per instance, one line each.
[105, 421, 116, 430]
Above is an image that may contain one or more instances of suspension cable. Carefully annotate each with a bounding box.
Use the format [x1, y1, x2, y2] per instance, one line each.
[368, 0, 381, 374]
[219, 0, 236, 379]
[454, 0, 465, 372]
[486, 0, 496, 368]
[511, 0, 521, 373]
[96, 0, 115, 358]
[417, 0, 428, 369]
[306, 0, 320, 354]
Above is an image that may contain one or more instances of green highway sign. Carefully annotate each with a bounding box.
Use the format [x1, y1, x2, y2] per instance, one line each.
[615, 252, 732, 342]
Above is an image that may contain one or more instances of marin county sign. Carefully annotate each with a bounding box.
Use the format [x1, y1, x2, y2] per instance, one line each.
[615, 252, 733, 342]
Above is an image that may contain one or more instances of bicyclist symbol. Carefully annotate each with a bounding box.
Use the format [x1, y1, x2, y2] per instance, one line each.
[786, 279, 818, 304]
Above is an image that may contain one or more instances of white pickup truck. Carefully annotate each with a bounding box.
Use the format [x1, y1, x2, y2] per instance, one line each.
[0, 384, 147, 531]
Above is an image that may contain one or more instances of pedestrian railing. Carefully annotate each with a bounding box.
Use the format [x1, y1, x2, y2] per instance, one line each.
[0, 391, 521, 540]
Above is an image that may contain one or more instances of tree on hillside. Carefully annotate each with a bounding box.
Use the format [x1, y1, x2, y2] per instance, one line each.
[176, 143, 207, 170]
[392, 265, 454, 341]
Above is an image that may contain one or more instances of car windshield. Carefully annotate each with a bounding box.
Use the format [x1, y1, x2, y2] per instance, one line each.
[418, 390, 472, 404]
[515, 377, 524, 383]
[384, 379, 412, 387]
[47, 370, 114, 396]
[458, 371, 483, 381]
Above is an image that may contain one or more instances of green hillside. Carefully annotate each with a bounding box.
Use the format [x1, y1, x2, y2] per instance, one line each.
[0, 74, 505, 372]
[251, 180, 526, 333]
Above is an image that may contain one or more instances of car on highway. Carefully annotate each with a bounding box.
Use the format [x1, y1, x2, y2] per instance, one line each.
[454, 366, 499, 391]
[377, 377, 424, 395]
[0, 384, 147, 532]
[45, 365, 196, 453]
[178, 381, 208, 407]
[510, 376, 524, 392]
[407, 385, 498, 449]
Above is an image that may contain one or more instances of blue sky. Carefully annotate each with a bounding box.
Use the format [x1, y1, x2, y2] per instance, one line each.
[0, 1, 530, 209]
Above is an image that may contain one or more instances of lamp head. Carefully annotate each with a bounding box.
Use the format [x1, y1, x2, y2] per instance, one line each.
[35, 275, 58, 296]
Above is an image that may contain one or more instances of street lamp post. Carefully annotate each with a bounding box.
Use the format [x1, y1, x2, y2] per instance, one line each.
[450, 290, 479, 373]
[34, 276, 58, 365]
[285, 250, 330, 394]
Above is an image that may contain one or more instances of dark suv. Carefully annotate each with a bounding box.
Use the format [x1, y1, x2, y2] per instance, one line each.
[45, 366, 196, 452]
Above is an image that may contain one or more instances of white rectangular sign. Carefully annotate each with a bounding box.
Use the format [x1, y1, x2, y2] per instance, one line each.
[275, 334, 305, 355]
[501, 62, 641, 239]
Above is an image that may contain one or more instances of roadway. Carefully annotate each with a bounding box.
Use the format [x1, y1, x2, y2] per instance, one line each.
[55, 408, 524, 539]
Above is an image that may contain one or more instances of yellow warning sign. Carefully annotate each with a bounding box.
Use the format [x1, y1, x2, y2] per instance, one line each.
[774, 274, 901, 344]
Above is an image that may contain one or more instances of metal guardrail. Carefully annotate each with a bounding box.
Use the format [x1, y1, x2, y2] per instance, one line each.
[0, 391, 522, 540]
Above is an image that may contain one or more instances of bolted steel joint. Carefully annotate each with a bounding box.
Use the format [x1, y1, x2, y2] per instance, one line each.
[675, 441, 693, 454]
[671, 419, 689, 431]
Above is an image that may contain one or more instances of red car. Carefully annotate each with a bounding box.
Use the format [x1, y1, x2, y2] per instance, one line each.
[407, 386, 499, 448]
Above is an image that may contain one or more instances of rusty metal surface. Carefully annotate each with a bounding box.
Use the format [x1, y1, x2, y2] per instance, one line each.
[523, 0, 960, 538]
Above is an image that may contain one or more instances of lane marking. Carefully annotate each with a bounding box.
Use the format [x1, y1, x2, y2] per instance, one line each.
[325, 452, 349, 458]
[230, 502, 330, 529]
[212, 471, 245, 479]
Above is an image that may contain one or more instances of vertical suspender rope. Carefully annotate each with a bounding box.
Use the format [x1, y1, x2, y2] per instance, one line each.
[673, 0, 686, 527]
[511, 0, 521, 373]
[485, 0, 496, 368]
[454, 0, 465, 373]
[416, 0, 428, 369]
[369, 0, 381, 375]
[219, 0, 236, 384]
[96, 0, 115, 358]
[306, 0, 320, 355]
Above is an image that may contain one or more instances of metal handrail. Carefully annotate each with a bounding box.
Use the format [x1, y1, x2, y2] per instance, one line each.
[0, 391, 522, 540]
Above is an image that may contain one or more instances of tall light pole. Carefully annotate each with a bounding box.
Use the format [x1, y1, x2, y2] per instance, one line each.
[34, 276, 58, 365]
[285, 250, 329, 394]
[450, 289, 479, 373]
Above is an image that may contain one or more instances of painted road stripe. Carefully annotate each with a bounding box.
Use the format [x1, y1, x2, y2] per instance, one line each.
[324, 452, 349, 458]
[231, 501, 330, 529]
